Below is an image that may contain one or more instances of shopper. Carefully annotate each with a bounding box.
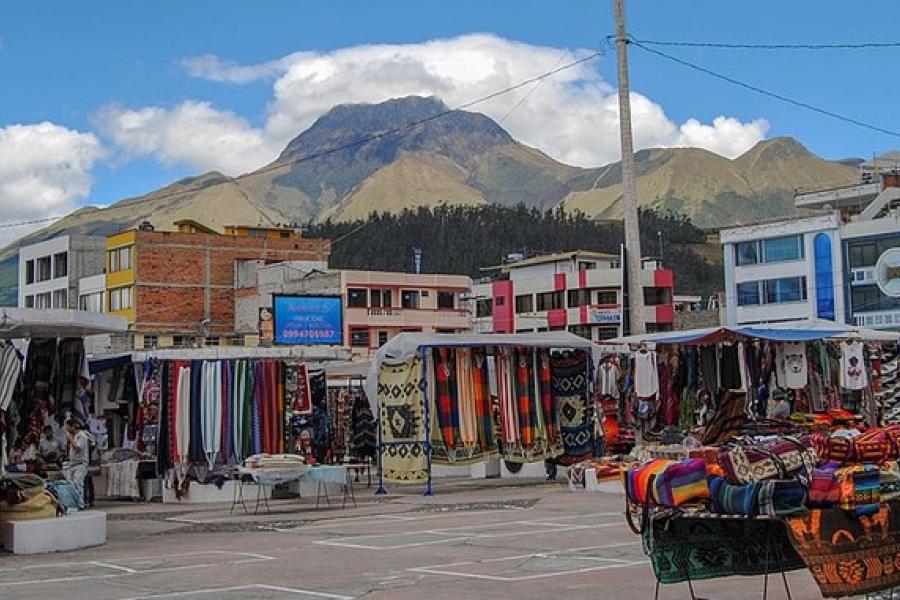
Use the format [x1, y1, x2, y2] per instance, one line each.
[63, 419, 90, 508]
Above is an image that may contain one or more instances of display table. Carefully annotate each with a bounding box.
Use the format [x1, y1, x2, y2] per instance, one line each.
[2, 510, 106, 554]
[232, 465, 356, 514]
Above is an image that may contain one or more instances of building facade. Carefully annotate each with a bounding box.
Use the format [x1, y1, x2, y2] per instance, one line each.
[18, 235, 106, 310]
[105, 221, 331, 349]
[470, 250, 675, 340]
[720, 151, 900, 330]
[235, 263, 472, 357]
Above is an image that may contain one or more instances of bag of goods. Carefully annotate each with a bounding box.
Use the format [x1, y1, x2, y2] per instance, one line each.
[757, 479, 807, 518]
[623, 458, 671, 506]
[709, 476, 759, 516]
[718, 435, 817, 485]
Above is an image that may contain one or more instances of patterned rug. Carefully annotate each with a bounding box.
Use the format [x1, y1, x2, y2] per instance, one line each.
[785, 502, 900, 597]
[378, 358, 428, 483]
[646, 514, 804, 584]
[552, 352, 593, 465]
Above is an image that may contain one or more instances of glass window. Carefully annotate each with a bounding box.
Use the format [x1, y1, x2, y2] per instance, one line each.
[515, 294, 534, 313]
[849, 242, 879, 268]
[109, 286, 132, 311]
[567, 289, 591, 308]
[596, 326, 619, 340]
[643, 287, 671, 306]
[763, 235, 804, 263]
[568, 324, 592, 340]
[350, 328, 370, 348]
[382, 290, 392, 308]
[25, 295, 34, 308]
[596, 290, 617, 305]
[25, 260, 34, 284]
[36, 292, 51, 309]
[476, 298, 493, 318]
[370, 289, 382, 308]
[578, 261, 597, 271]
[737, 282, 760, 306]
[437, 291, 455, 310]
[37, 256, 51, 282]
[52, 289, 67, 309]
[735, 241, 759, 266]
[494, 296, 505, 306]
[347, 288, 367, 308]
[53, 252, 68, 279]
[378, 331, 389, 346]
[401, 290, 420, 309]
[764, 277, 806, 304]
[143, 335, 158, 349]
[536, 291, 564, 311]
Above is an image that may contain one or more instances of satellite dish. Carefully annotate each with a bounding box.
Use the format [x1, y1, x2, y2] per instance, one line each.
[874, 248, 900, 298]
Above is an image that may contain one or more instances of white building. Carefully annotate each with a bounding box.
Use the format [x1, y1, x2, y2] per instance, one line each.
[720, 151, 900, 330]
[77, 274, 106, 313]
[18, 236, 106, 310]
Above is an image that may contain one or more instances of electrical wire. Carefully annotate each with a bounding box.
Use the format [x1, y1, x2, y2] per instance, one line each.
[630, 37, 900, 51]
[628, 38, 900, 139]
[0, 216, 67, 230]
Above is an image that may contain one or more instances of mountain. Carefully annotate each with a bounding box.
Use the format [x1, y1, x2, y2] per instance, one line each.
[0, 96, 858, 304]
[561, 137, 857, 227]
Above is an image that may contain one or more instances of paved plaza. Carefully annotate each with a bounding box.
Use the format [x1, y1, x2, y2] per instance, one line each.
[1, 477, 824, 600]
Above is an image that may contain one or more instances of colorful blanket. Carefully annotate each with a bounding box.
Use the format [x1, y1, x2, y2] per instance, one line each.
[552, 351, 592, 465]
[785, 503, 900, 597]
[377, 358, 428, 483]
[646, 514, 804, 584]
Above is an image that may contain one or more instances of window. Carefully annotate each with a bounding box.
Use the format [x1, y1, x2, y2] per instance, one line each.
[578, 261, 597, 271]
[401, 290, 420, 309]
[476, 298, 493, 318]
[764, 277, 807, 304]
[763, 235, 804, 263]
[369, 289, 393, 308]
[437, 291, 455, 310]
[643, 287, 671, 306]
[737, 282, 761, 306]
[596, 326, 619, 340]
[735, 241, 759, 266]
[646, 323, 674, 333]
[25, 295, 34, 308]
[515, 294, 534, 313]
[37, 256, 51, 282]
[52, 289, 67, 309]
[494, 296, 505, 306]
[536, 291, 564, 311]
[142, 335, 158, 349]
[849, 242, 879, 268]
[350, 328, 370, 348]
[567, 289, 591, 308]
[568, 324, 593, 340]
[79, 292, 103, 313]
[109, 286, 132, 311]
[173, 335, 193, 348]
[108, 247, 131, 272]
[596, 290, 617, 305]
[36, 292, 51, 309]
[378, 331, 389, 347]
[204, 336, 220, 347]
[53, 252, 67, 279]
[25, 260, 34, 284]
[347, 288, 367, 308]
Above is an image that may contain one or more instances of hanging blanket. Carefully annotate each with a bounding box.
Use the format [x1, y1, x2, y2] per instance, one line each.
[286, 362, 312, 414]
[472, 350, 496, 454]
[188, 360, 204, 463]
[552, 351, 593, 465]
[785, 503, 900, 597]
[646, 514, 804, 584]
[377, 358, 428, 483]
[430, 348, 484, 465]
[501, 348, 555, 463]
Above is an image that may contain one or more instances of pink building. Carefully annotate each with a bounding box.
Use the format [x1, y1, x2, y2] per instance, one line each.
[471, 250, 674, 340]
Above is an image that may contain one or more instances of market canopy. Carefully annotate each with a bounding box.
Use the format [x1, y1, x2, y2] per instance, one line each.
[326, 360, 371, 379]
[0, 308, 128, 339]
[612, 321, 900, 346]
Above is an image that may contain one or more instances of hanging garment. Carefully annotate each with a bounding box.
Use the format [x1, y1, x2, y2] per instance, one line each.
[350, 393, 377, 460]
[378, 358, 428, 483]
[698, 346, 718, 394]
[634, 349, 660, 398]
[515, 348, 536, 450]
[0, 343, 22, 412]
[53, 338, 85, 418]
[24, 338, 56, 415]
[598, 362, 620, 399]
[472, 350, 497, 454]
[840, 341, 869, 390]
[201, 361, 222, 468]
[188, 360, 204, 463]
[156, 361, 173, 474]
[719, 345, 742, 390]
[496, 347, 518, 449]
[552, 351, 592, 464]
[456, 348, 478, 450]
[776, 342, 808, 390]
[221, 360, 232, 465]
[175, 365, 191, 464]
[431, 348, 461, 462]
[250, 362, 262, 455]
[537, 349, 557, 449]
[285, 362, 312, 414]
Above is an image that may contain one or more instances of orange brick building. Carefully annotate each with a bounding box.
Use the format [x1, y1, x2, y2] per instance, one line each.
[105, 221, 330, 348]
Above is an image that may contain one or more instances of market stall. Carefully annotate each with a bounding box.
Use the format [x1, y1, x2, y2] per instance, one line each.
[364, 332, 601, 495]
[614, 322, 900, 598]
[0, 308, 128, 553]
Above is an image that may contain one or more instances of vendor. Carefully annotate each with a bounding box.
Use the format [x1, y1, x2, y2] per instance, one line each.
[768, 388, 791, 420]
[63, 419, 90, 506]
[38, 425, 65, 465]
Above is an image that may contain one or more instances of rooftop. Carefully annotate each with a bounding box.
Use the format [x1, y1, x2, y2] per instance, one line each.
[503, 250, 619, 271]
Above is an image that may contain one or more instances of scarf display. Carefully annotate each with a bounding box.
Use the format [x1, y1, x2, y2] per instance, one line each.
[785, 503, 900, 598]
[377, 358, 428, 483]
[473, 350, 496, 454]
[552, 351, 592, 465]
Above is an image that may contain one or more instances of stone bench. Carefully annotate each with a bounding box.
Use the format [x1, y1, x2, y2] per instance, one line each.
[2, 510, 106, 554]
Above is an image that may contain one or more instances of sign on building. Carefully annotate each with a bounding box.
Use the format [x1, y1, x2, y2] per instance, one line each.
[273, 295, 343, 345]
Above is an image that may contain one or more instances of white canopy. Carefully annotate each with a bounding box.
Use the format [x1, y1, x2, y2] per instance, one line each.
[129, 345, 351, 362]
[326, 360, 371, 379]
[0, 308, 128, 339]
[363, 331, 600, 410]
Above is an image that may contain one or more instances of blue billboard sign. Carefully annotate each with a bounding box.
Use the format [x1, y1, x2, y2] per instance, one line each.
[273, 295, 343, 345]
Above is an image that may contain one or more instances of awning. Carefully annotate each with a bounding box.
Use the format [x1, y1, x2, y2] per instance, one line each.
[88, 353, 132, 375]
[326, 360, 371, 379]
[611, 321, 898, 346]
[0, 308, 128, 339]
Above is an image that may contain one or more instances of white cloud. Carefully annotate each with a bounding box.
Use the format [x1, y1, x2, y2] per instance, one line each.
[98, 34, 769, 174]
[95, 101, 277, 175]
[0, 122, 104, 246]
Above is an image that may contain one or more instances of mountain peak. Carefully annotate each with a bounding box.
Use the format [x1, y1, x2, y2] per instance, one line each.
[738, 136, 811, 163]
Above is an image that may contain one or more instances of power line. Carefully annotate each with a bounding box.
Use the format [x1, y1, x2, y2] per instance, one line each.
[628, 38, 900, 140]
[0, 216, 67, 230]
[629, 37, 900, 51]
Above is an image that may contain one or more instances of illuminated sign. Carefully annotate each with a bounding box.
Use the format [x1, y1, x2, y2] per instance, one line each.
[273, 295, 343, 345]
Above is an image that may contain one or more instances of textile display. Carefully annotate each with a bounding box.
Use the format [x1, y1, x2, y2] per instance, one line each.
[785, 502, 900, 598]
[189, 361, 204, 463]
[285, 362, 312, 414]
[430, 348, 485, 464]
[105, 459, 141, 499]
[0, 343, 21, 412]
[200, 361, 222, 468]
[53, 338, 85, 418]
[633, 349, 659, 397]
[650, 458, 709, 508]
[551, 351, 593, 465]
[646, 514, 804, 584]
[776, 342, 808, 390]
[350, 393, 377, 460]
[701, 391, 750, 445]
[498, 348, 556, 463]
[598, 361, 620, 399]
[472, 350, 497, 454]
[377, 358, 428, 483]
[175, 364, 191, 464]
[840, 341, 869, 390]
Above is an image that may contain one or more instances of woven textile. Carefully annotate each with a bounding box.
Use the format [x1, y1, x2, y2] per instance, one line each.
[472, 350, 496, 454]
[538, 349, 556, 446]
[378, 359, 428, 483]
[785, 503, 900, 597]
[432, 348, 459, 455]
[552, 351, 592, 465]
[647, 514, 804, 584]
[285, 362, 312, 414]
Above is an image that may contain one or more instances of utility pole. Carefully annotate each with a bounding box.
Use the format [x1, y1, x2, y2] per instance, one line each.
[614, 0, 646, 335]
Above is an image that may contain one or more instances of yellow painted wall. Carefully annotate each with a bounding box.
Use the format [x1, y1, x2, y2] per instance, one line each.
[105, 230, 136, 324]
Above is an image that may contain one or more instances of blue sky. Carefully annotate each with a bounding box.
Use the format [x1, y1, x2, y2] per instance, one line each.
[1, 0, 898, 240]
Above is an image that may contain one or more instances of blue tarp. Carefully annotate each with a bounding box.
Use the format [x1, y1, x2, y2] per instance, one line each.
[88, 353, 132, 375]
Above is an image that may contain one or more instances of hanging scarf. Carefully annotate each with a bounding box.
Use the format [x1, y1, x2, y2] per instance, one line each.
[456, 348, 478, 448]
[175, 364, 191, 464]
[433, 348, 459, 452]
[538, 349, 556, 445]
[496, 347, 518, 447]
[472, 350, 495, 453]
[515, 347, 536, 450]
[250, 361, 262, 455]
